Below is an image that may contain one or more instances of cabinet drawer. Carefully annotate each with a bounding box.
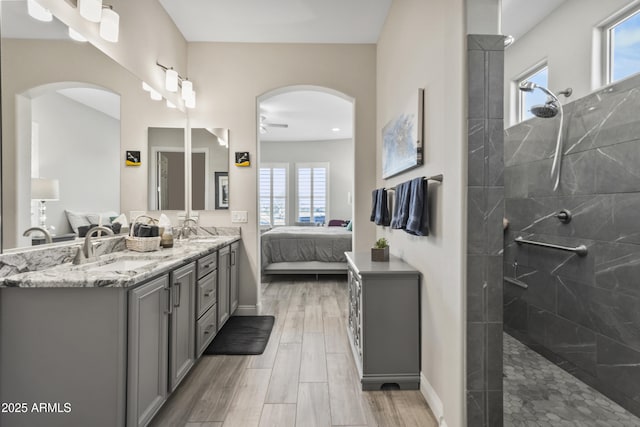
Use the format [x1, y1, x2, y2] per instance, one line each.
[197, 272, 217, 318]
[196, 305, 217, 357]
[197, 252, 217, 279]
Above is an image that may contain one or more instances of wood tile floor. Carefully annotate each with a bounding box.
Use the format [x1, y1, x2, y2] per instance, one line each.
[150, 275, 437, 427]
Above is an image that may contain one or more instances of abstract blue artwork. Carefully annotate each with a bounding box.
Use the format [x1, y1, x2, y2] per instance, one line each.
[382, 88, 424, 179]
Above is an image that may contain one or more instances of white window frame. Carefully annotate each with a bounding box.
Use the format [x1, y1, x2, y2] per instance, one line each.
[295, 162, 330, 225]
[515, 62, 548, 123]
[601, 5, 640, 85]
[259, 163, 289, 227]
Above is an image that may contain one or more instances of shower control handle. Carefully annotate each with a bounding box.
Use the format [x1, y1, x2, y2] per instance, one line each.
[556, 209, 572, 224]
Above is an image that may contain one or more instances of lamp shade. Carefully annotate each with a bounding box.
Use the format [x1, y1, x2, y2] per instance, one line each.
[27, 0, 52, 22]
[165, 69, 179, 92]
[32, 178, 60, 201]
[181, 79, 193, 100]
[185, 91, 196, 109]
[99, 7, 119, 43]
[79, 0, 103, 23]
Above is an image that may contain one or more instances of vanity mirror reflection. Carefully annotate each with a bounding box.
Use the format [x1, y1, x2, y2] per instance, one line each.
[0, 1, 187, 251]
[148, 127, 230, 212]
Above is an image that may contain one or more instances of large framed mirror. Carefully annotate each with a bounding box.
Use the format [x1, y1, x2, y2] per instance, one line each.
[1, 1, 187, 251]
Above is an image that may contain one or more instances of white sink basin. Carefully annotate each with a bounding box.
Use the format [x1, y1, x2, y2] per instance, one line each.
[85, 258, 159, 273]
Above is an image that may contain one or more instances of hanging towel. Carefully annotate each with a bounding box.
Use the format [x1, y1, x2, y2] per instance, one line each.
[405, 177, 430, 236]
[390, 181, 411, 229]
[374, 189, 391, 226]
[370, 189, 378, 222]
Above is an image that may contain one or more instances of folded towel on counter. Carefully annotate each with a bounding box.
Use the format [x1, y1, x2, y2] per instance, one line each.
[390, 181, 411, 229]
[374, 189, 391, 226]
[405, 177, 430, 236]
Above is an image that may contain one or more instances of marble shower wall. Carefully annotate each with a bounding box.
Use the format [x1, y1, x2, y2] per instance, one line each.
[503, 72, 640, 416]
[466, 34, 505, 427]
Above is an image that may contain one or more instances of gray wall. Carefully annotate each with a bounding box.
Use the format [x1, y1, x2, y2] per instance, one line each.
[466, 34, 505, 427]
[503, 72, 640, 416]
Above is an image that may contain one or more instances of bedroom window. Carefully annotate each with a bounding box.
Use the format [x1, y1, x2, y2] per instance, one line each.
[603, 7, 640, 84]
[296, 163, 328, 225]
[259, 164, 288, 226]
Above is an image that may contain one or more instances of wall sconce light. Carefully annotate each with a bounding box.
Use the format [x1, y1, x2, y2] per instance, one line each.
[157, 62, 197, 109]
[27, 0, 52, 22]
[79, 0, 102, 23]
[99, 5, 119, 43]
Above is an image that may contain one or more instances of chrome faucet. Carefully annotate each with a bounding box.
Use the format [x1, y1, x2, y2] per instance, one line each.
[23, 226, 53, 244]
[73, 226, 114, 265]
[181, 218, 198, 239]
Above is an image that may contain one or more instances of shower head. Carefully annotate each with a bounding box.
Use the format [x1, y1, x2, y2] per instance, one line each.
[530, 101, 559, 118]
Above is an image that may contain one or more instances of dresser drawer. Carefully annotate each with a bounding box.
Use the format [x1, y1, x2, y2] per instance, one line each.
[196, 305, 217, 357]
[197, 252, 217, 279]
[197, 272, 217, 318]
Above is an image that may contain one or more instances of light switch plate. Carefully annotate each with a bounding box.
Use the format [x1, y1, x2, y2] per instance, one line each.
[231, 211, 248, 223]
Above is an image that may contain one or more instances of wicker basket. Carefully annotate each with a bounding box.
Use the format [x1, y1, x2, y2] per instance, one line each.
[126, 236, 161, 252]
[126, 215, 161, 252]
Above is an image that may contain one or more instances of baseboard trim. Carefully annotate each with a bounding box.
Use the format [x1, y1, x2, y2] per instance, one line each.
[420, 372, 448, 427]
[233, 305, 258, 315]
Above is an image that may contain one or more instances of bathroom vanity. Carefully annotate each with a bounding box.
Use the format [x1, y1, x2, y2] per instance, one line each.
[0, 233, 241, 427]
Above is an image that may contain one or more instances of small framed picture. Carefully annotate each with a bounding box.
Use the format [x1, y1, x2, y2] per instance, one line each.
[215, 172, 229, 209]
[235, 152, 250, 167]
[126, 151, 141, 166]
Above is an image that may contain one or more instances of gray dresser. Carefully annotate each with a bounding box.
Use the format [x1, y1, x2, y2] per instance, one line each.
[345, 251, 421, 390]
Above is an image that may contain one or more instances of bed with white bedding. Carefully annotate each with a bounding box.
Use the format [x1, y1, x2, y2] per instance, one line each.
[261, 226, 352, 274]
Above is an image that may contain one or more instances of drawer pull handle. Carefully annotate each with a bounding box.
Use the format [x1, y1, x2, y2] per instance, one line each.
[204, 291, 212, 297]
[204, 324, 215, 334]
[203, 262, 213, 269]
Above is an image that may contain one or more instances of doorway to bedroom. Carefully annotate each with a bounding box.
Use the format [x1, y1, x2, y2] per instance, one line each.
[256, 86, 355, 279]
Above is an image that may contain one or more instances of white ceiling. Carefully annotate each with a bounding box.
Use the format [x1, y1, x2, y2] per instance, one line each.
[158, 0, 393, 44]
[259, 90, 353, 142]
[501, 0, 567, 42]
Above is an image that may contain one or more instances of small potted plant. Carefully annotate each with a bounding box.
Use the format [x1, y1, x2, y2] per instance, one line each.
[371, 237, 389, 262]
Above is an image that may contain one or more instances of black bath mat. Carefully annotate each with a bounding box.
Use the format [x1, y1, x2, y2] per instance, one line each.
[203, 315, 275, 355]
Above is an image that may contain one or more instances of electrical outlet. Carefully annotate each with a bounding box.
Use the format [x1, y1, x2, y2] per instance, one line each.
[231, 211, 248, 223]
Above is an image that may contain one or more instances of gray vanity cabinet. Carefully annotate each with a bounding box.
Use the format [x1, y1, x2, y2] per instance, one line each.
[345, 252, 421, 390]
[196, 251, 218, 357]
[127, 275, 170, 427]
[169, 262, 196, 391]
[217, 245, 231, 329]
[229, 241, 240, 314]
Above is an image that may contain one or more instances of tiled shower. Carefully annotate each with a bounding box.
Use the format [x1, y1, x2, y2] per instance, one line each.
[503, 71, 640, 417]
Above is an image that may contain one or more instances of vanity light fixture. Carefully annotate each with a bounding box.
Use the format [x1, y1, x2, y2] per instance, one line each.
[185, 91, 196, 109]
[68, 27, 88, 42]
[27, 0, 53, 22]
[79, 0, 102, 23]
[165, 69, 179, 92]
[99, 5, 119, 43]
[181, 79, 193, 100]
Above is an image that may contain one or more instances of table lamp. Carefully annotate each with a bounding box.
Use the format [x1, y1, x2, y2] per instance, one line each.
[32, 178, 60, 233]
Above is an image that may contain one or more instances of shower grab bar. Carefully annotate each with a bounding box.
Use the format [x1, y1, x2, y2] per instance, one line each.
[504, 277, 528, 289]
[515, 236, 588, 257]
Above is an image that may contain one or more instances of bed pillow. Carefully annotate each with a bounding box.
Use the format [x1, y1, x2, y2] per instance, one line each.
[346, 220, 353, 231]
[65, 210, 92, 233]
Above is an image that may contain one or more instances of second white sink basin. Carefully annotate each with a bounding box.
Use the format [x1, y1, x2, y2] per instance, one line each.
[86, 258, 159, 273]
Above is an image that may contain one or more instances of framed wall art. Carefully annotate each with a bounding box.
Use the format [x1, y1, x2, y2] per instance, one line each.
[382, 88, 424, 179]
[215, 172, 229, 209]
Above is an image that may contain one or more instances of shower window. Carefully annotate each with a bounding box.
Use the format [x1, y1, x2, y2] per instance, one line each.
[605, 7, 640, 84]
[517, 65, 548, 122]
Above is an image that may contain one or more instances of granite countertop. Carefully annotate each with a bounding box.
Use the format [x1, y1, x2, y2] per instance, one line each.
[0, 235, 240, 289]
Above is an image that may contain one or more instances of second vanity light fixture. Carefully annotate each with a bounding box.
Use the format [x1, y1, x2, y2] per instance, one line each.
[77, 0, 120, 42]
[155, 62, 197, 109]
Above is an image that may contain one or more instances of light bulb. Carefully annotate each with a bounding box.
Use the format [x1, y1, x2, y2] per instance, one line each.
[79, 0, 103, 23]
[165, 69, 179, 92]
[99, 7, 119, 43]
[181, 80, 193, 100]
[68, 27, 87, 42]
[27, 0, 52, 22]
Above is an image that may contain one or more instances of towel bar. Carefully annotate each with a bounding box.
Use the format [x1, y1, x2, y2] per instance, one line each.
[387, 174, 443, 191]
[514, 236, 588, 257]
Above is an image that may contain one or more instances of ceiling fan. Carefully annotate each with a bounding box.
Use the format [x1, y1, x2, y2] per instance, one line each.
[259, 115, 288, 134]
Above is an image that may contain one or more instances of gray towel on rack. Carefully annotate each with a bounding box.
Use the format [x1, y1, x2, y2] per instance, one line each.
[405, 177, 429, 236]
[374, 189, 391, 226]
[370, 189, 377, 222]
[390, 181, 411, 229]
